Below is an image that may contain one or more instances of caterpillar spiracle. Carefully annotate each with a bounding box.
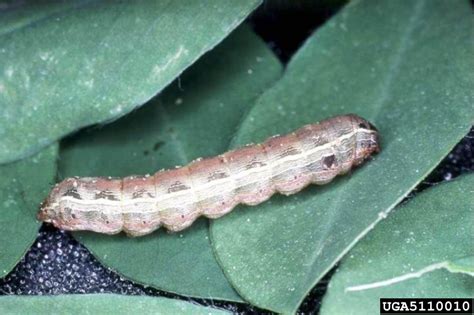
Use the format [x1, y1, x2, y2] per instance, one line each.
[38, 114, 380, 237]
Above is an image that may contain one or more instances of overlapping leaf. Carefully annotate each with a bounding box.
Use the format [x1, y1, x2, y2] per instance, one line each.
[0, 0, 261, 164]
[320, 175, 474, 314]
[0, 145, 57, 277]
[58, 27, 282, 301]
[210, 0, 473, 313]
[0, 294, 229, 315]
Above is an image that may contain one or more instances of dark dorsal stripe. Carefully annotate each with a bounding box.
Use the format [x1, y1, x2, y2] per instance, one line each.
[94, 190, 120, 201]
[207, 171, 229, 181]
[245, 160, 266, 170]
[63, 188, 83, 200]
[167, 182, 190, 193]
[278, 147, 302, 159]
[132, 189, 154, 199]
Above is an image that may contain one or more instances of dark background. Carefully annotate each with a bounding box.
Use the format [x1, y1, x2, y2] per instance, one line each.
[1, 1, 472, 314]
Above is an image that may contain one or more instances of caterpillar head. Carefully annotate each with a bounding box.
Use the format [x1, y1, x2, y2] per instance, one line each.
[37, 183, 62, 225]
[350, 114, 380, 165]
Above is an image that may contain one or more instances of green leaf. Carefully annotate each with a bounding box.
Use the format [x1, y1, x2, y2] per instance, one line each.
[58, 26, 282, 301]
[210, 0, 473, 313]
[320, 175, 474, 315]
[445, 256, 474, 275]
[0, 145, 57, 277]
[0, 294, 229, 315]
[0, 0, 261, 164]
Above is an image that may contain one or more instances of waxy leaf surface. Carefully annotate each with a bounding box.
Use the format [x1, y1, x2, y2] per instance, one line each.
[59, 27, 282, 301]
[321, 175, 474, 315]
[0, 145, 57, 277]
[0, 294, 229, 315]
[210, 0, 473, 313]
[0, 0, 261, 163]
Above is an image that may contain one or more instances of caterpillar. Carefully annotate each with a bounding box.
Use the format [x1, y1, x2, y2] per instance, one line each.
[38, 114, 380, 237]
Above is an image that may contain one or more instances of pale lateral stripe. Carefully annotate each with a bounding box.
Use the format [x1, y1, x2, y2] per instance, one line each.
[59, 128, 375, 209]
[63, 152, 335, 214]
[60, 128, 372, 208]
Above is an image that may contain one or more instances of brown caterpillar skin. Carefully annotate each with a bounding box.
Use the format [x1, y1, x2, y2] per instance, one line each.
[38, 114, 380, 237]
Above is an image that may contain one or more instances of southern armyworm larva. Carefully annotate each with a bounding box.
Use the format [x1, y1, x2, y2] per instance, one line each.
[38, 114, 380, 236]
